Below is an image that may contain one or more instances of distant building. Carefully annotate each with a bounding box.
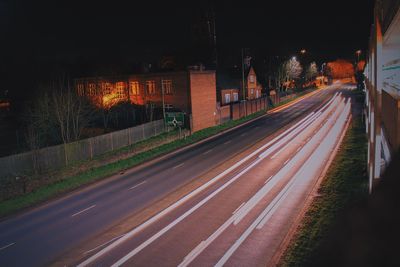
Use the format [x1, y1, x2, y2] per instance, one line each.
[364, 0, 400, 192]
[75, 69, 217, 132]
[217, 66, 263, 105]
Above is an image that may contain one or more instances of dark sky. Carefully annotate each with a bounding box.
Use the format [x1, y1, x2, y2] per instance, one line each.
[0, 0, 374, 92]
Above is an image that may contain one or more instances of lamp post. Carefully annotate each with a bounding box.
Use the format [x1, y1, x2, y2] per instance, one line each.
[356, 50, 362, 62]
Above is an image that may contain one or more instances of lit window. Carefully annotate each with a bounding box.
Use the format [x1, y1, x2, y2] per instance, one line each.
[249, 75, 255, 83]
[162, 80, 173, 95]
[146, 81, 156, 95]
[102, 82, 112, 95]
[224, 93, 231, 103]
[116, 82, 126, 99]
[130, 81, 140, 96]
[77, 83, 84, 96]
[233, 93, 239, 102]
[88, 83, 96, 96]
[251, 88, 254, 95]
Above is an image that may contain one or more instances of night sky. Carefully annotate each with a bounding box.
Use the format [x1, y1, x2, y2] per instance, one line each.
[0, 0, 374, 97]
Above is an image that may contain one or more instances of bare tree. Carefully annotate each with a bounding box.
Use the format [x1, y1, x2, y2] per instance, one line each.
[51, 79, 92, 144]
[286, 57, 303, 81]
[305, 62, 318, 81]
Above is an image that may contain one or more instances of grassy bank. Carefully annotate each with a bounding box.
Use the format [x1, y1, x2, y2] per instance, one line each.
[0, 109, 267, 217]
[279, 93, 368, 266]
[0, 89, 318, 218]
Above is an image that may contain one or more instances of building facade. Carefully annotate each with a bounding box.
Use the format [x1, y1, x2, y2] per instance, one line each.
[75, 70, 217, 132]
[364, 0, 400, 192]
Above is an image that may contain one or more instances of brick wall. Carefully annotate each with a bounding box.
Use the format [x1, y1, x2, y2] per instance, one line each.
[189, 71, 217, 132]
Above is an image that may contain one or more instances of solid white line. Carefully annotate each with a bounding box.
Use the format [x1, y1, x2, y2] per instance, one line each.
[296, 146, 302, 152]
[215, 98, 351, 266]
[283, 158, 290, 165]
[77, 106, 320, 267]
[179, 97, 345, 267]
[232, 202, 246, 215]
[203, 149, 213, 155]
[128, 181, 147, 190]
[173, 163, 185, 169]
[0, 242, 15, 251]
[265, 176, 273, 184]
[71, 205, 96, 218]
[84, 234, 126, 255]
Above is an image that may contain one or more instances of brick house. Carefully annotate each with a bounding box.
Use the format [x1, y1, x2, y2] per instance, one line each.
[217, 66, 263, 105]
[75, 69, 217, 132]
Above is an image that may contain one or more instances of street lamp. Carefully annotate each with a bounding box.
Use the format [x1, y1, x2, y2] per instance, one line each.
[300, 49, 306, 55]
[356, 50, 362, 62]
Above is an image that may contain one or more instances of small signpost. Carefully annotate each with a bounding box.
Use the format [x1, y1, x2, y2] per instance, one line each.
[165, 112, 184, 127]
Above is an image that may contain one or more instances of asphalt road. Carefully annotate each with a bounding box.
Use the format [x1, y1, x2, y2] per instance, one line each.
[0, 83, 343, 266]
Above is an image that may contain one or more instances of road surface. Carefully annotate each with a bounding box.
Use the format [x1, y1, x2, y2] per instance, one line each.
[0, 83, 349, 266]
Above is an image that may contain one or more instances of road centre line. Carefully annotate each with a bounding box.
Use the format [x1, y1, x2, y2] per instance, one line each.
[216, 100, 351, 266]
[0, 242, 15, 251]
[128, 181, 147, 190]
[71, 205, 96, 218]
[173, 163, 185, 169]
[203, 149, 213, 155]
[179, 96, 348, 267]
[78, 97, 334, 267]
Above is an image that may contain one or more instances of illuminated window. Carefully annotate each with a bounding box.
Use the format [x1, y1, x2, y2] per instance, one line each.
[146, 81, 156, 95]
[130, 81, 140, 96]
[102, 82, 112, 95]
[233, 93, 239, 102]
[88, 83, 96, 96]
[250, 88, 254, 95]
[116, 82, 126, 99]
[224, 93, 231, 103]
[162, 80, 173, 95]
[249, 75, 255, 83]
[77, 83, 84, 96]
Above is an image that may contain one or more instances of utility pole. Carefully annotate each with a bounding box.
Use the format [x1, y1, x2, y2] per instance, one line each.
[242, 48, 246, 101]
[162, 82, 166, 130]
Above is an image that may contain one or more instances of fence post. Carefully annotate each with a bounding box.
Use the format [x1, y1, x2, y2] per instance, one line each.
[89, 138, 93, 160]
[110, 132, 114, 151]
[142, 123, 145, 140]
[154, 121, 157, 136]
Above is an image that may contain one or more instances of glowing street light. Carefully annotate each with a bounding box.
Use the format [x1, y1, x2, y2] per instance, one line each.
[356, 50, 362, 61]
[300, 49, 306, 54]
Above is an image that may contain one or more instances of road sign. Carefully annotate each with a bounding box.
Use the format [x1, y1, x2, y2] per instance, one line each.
[165, 112, 184, 127]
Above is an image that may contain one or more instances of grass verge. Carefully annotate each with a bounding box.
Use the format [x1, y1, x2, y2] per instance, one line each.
[278, 93, 368, 266]
[0, 88, 318, 218]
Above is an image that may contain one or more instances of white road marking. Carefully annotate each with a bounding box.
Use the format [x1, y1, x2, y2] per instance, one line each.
[77, 99, 334, 267]
[71, 205, 96, 218]
[283, 158, 290, 165]
[224, 140, 232, 145]
[215, 99, 351, 266]
[179, 96, 345, 267]
[296, 146, 302, 152]
[128, 181, 147, 191]
[173, 163, 185, 169]
[203, 149, 213, 155]
[240, 133, 247, 137]
[0, 242, 15, 251]
[232, 202, 246, 215]
[265, 176, 273, 184]
[84, 234, 126, 255]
